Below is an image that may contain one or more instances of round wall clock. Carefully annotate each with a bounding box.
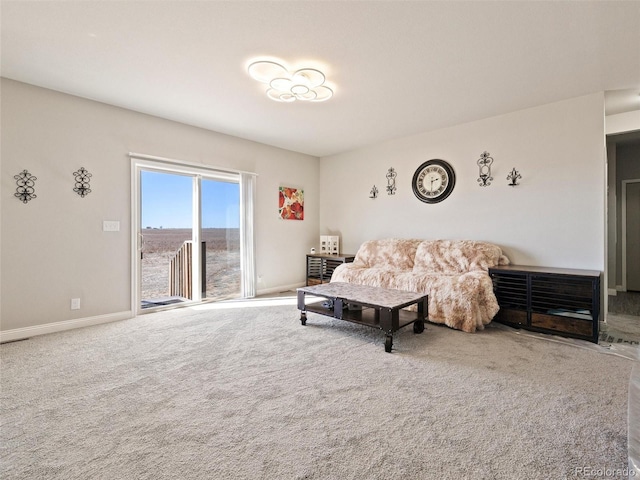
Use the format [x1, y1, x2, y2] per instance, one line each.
[411, 159, 456, 203]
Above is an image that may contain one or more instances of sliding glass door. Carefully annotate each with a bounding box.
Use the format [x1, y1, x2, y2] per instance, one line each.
[201, 178, 241, 301]
[134, 160, 244, 312]
[140, 171, 194, 308]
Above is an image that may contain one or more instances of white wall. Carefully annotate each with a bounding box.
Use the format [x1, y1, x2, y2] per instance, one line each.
[606, 110, 640, 135]
[0, 83, 610, 336]
[1, 79, 319, 334]
[319, 93, 606, 270]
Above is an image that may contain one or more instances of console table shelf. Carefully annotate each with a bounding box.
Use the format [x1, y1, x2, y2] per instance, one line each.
[489, 265, 601, 343]
[306, 253, 355, 286]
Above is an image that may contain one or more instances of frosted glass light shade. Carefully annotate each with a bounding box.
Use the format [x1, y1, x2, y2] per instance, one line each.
[248, 60, 333, 103]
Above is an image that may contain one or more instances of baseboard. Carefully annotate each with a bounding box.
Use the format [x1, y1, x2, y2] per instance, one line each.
[256, 282, 304, 296]
[0, 310, 133, 343]
[609, 288, 618, 296]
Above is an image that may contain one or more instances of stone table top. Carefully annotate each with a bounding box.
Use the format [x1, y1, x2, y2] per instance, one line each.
[297, 282, 427, 309]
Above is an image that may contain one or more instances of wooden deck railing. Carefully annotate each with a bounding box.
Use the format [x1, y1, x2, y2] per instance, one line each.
[170, 241, 206, 299]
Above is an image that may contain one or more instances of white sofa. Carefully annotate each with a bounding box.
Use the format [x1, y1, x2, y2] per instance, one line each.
[331, 238, 509, 333]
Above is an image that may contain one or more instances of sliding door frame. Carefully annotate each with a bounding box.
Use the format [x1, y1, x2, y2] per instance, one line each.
[130, 153, 255, 315]
[622, 178, 640, 292]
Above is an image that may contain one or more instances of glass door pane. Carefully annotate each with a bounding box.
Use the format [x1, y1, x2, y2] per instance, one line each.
[140, 170, 193, 309]
[201, 178, 241, 300]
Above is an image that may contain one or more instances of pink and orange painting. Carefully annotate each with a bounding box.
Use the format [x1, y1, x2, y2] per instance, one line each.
[279, 187, 304, 220]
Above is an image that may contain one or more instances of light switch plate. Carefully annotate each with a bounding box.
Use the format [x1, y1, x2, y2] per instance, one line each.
[103, 220, 120, 232]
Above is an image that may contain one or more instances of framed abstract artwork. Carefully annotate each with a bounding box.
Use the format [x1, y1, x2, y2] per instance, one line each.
[279, 187, 304, 220]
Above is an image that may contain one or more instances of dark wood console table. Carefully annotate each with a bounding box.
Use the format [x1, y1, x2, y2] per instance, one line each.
[306, 253, 355, 286]
[489, 265, 601, 343]
[297, 282, 428, 352]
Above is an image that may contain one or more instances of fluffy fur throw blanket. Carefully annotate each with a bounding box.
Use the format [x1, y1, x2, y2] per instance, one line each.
[331, 239, 509, 333]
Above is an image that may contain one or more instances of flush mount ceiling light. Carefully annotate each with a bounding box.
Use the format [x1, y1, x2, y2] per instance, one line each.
[248, 60, 333, 103]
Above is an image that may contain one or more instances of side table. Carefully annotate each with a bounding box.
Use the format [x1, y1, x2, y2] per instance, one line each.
[306, 253, 355, 286]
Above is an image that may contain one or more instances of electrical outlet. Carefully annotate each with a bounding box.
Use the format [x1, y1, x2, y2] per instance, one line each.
[71, 298, 81, 310]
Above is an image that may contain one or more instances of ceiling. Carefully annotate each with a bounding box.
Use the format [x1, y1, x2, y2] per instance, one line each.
[1, 1, 639, 157]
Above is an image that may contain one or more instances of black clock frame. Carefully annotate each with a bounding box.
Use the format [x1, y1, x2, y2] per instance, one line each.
[411, 159, 456, 204]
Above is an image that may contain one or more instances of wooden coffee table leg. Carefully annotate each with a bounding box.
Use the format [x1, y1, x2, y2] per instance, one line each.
[385, 335, 393, 353]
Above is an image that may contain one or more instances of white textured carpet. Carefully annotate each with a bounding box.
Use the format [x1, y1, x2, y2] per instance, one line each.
[1, 298, 636, 479]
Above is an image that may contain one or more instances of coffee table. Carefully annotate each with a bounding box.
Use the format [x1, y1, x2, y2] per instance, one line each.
[297, 282, 428, 352]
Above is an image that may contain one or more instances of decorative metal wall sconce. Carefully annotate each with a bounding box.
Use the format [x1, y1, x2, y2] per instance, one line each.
[14, 170, 37, 203]
[386, 167, 397, 195]
[477, 151, 494, 187]
[73, 167, 92, 197]
[507, 168, 522, 186]
[369, 185, 379, 199]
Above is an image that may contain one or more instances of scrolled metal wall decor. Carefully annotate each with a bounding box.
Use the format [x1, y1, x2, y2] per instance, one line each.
[73, 167, 92, 197]
[507, 168, 522, 186]
[477, 151, 494, 187]
[14, 170, 37, 204]
[386, 167, 397, 195]
[369, 185, 378, 199]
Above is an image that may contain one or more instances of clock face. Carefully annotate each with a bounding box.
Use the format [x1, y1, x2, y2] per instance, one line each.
[412, 159, 456, 203]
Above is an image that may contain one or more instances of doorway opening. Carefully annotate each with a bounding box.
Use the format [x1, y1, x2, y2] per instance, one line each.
[132, 155, 254, 314]
[622, 180, 640, 293]
[605, 130, 640, 343]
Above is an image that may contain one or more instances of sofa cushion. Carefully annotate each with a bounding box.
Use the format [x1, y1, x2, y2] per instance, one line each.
[331, 266, 398, 289]
[412, 240, 509, 275]
[394, 271, 498, 332]
[352, 238, 422, 271]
